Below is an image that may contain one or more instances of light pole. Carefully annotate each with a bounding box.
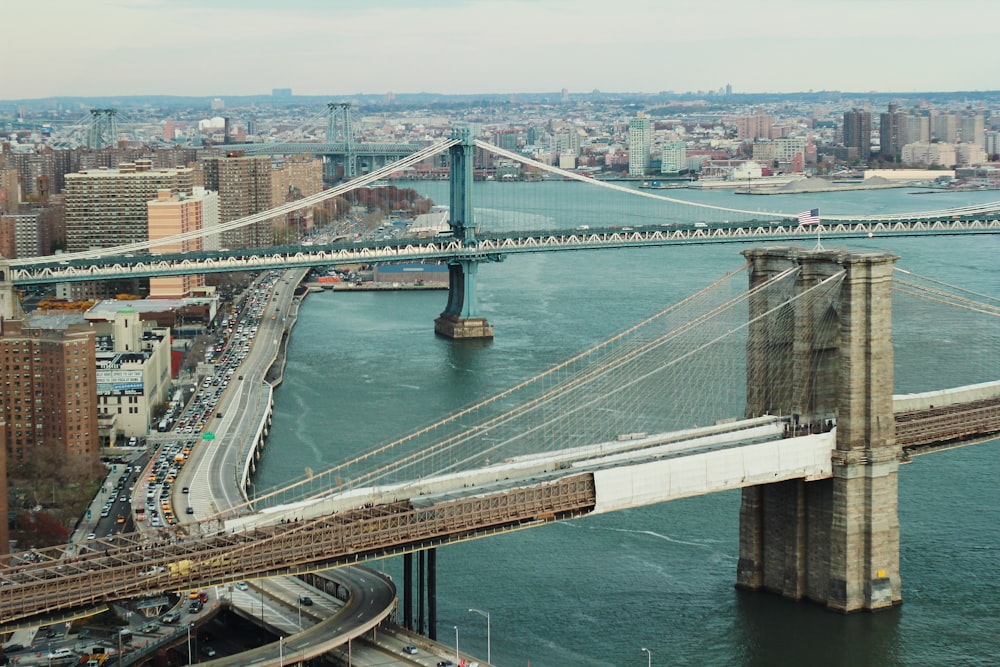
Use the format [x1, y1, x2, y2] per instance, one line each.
[454, 625, 460, 666]
[468, 608, 491, 665]
[297, 597, 302, 631]
[186, 623, 193, 665]
[279, 635, 284, 667]
[642, 647, 652, 667]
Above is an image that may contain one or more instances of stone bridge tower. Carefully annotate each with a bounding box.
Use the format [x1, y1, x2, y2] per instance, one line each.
[737, 246, 901, 612]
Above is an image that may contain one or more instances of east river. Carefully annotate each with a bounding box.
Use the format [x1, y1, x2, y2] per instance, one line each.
[256, 183, 1000, 666]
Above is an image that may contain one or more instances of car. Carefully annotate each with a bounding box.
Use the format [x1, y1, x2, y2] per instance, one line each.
[436, 661, 454, 667]
[182, 486, 189, 493]
[186, 507, 195, 514]
[200, 646, 216, 658]
[298, 595, 313, 606]
[161, 611, 180, 624]
[44, 649, 72, 660]
[235, 581, 248, 591]
[188, 600, 203, 614]
[85, 533, 96, 540]
[403, 645, 418, 654]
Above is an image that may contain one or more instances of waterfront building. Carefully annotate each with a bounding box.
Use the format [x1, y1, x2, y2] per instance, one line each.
[628, 113, 652, 176]
[201, 153, 273, 249]
[842, 109, 872, 160]
[147, 187, 219, 298]
[0, 319, 98, 474]
[955, 142, 986, 167]
[660, 141, 687, 174]
[64, 161, 195, 252]
[900, 142, 957, 168]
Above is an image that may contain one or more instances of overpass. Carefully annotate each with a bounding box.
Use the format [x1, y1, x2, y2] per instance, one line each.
[2, 245, 999, 627]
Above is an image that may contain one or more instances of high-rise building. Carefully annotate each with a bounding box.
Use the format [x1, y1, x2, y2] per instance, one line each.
[0, 212, 46, 258]
[902, 113, 930, 146]
[628, 113, 653, 176]
[64, 161, 194, 252]
[733, 108, 773, 141]
[147, 187, 219, 298]
[961, 110, 985, 148]
[660, 141, 687, 174]
[879, 103, 906, 159]
[933, 112, 958, 143]
[842, 108, 872, 159]
[0, 319, 98, 475]
[201, 153, 273, 249]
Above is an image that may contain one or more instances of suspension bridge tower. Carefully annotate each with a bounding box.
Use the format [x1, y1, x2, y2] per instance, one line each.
[86, 108, 119, 150]
[738, 245, 901, 612]
[326, 102, 356, 180]
[434, 128, 494, 340]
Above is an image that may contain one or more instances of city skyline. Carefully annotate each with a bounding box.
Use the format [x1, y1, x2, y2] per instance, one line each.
[6, 0, 1000, 100]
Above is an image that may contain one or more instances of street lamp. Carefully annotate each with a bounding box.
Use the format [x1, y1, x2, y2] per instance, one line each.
[468, 608, 491, 665]
[186, 623, 193, 665]
[642, 647, 652, 667]
[454, 625, 460, 666]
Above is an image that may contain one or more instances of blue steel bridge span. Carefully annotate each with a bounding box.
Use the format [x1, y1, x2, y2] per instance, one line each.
[9, 217, 1000, 286]
[6, 134, 1000, 287]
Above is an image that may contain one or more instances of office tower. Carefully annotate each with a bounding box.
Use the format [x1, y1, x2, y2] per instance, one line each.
[201, 153, 273, 249]
[628, 112, 653, 176]
[0, 319, 98, 475]
[842, 108, 872, 158]
[64, 161, 194, 252]
[147, 187, 219, 298]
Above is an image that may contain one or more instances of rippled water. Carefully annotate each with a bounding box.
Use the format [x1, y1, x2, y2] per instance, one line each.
[257, 185, 1000, 666]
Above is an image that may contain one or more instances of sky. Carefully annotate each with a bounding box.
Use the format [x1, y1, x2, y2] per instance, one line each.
[5, 0, 1000, 100]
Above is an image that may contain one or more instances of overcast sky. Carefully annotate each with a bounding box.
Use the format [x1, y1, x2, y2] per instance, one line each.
[6, 0, 999, 99]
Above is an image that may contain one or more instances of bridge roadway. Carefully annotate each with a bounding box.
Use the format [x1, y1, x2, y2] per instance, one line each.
[2, 302, 999, 628]
[2, 388, 1000, 625]
[10, 216, 1000, 285]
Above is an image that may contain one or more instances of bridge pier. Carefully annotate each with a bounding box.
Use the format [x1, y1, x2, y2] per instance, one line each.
[401, 548, 438, 637]
[434, 128, 494, 340]
[737, 246, 901, 612]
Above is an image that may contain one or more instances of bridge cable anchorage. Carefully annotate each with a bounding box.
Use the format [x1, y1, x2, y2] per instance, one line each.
[8, 138, 460, 268]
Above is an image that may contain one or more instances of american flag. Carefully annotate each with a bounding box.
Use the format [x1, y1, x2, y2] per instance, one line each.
[797, 208, 820, 225]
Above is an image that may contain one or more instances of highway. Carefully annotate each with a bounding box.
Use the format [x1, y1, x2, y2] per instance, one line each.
[179, 268, 305, 519]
